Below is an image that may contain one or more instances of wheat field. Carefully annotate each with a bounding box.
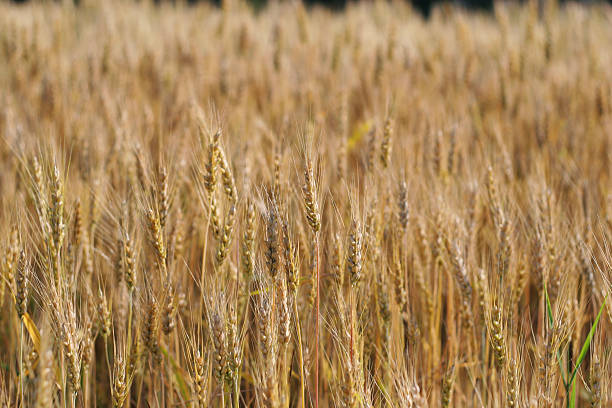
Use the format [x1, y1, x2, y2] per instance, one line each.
[0, 0, 611, 407]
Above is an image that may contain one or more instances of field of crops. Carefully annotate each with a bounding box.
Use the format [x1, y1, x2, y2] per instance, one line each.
[1, 0, 611, 406]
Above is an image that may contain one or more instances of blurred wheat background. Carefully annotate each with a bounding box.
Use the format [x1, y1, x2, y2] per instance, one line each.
[1, 0, 612, 407]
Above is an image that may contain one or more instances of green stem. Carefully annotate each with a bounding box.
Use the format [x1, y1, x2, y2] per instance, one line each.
[159, 367, 164, 406]
[233, 376, 240, 408]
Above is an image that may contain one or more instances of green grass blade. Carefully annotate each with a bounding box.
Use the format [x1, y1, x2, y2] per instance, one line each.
[545, 285, 568, 387]
[567, 296, 607, 399]
[569, 378, 576, 408]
